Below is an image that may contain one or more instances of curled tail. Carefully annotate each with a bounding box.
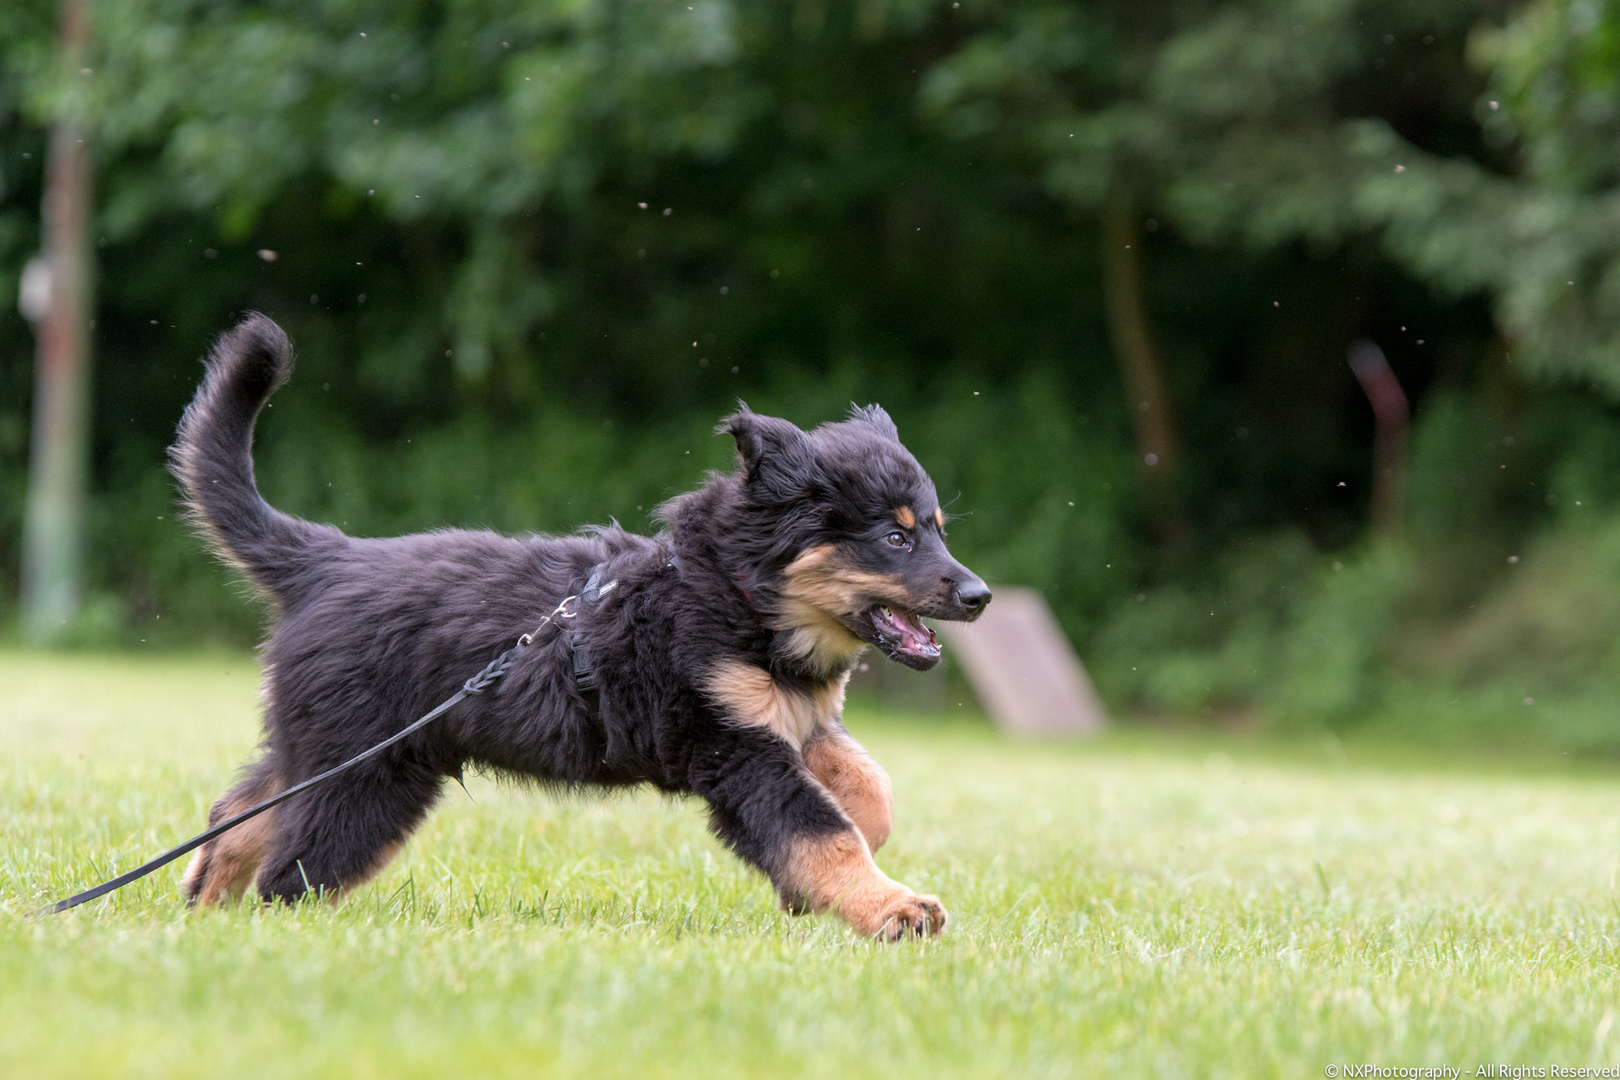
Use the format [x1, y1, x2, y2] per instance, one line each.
[169, 314, 338, 605]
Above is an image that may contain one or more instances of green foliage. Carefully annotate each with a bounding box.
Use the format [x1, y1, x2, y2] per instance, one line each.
[1086, 375, 1620, 752]
[7, 0, 1620, 745]
[922, 0, 1620, 393]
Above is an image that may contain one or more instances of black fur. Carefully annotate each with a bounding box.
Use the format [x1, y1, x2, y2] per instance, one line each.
[171, 314, 989, 932]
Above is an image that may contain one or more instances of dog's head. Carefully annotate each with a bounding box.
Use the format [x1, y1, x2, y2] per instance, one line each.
[722, 404, 990, 673]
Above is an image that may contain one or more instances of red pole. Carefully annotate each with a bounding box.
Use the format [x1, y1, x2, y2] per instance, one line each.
[21, 0, 94, 642]
[1103, 196, 1185, 549]
[1347, 340, 1409, 540]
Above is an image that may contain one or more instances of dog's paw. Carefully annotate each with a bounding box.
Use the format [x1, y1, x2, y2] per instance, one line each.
[864, 889, 948, 941]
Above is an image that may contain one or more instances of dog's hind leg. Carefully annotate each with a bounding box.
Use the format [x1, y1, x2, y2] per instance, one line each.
[254, 761, 441, 905]
[182, 757, 282, 906]
[801, 728, 893, 852]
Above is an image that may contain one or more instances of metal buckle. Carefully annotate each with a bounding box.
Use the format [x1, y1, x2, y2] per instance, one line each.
[518, 594, 579, 646]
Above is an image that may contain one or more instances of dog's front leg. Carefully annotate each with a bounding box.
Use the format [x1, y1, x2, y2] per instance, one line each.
[687, 726, 945, 940]
[801, 727, 892, 852]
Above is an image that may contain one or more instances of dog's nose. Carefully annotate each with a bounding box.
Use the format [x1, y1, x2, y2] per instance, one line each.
[955, 579, 991, 615]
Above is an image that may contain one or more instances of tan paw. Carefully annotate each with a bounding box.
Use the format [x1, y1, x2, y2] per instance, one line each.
[865, 890, 948, 941]
[782, 832, 947, 939]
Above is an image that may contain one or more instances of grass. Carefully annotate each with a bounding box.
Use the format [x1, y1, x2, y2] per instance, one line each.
[5, 651, 1620, 1078]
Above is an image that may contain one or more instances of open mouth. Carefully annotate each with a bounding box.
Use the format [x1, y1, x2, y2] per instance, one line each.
[867, 605, 942, 671]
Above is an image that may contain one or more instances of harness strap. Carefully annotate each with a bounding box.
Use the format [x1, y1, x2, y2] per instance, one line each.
[571, 552, 680, 723]
[571, 566, 612, 721]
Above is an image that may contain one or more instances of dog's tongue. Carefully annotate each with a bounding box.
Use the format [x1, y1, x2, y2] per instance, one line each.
[876, 606, 940, 660]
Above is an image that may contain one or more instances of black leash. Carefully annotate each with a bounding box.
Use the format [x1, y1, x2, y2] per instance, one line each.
[36, 595, 582, 916]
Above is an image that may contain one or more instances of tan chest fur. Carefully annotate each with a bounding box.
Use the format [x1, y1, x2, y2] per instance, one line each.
[703, 660, 851, 750]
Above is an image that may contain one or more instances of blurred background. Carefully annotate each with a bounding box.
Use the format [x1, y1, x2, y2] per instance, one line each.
[5, 0, 1620, 754]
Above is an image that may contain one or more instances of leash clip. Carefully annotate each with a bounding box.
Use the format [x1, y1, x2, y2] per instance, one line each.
[519, 594, 580, 646]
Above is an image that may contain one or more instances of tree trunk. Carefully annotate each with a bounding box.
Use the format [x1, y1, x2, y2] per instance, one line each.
[1102, 196, 1183, 546]
[22, 0, 94, 643]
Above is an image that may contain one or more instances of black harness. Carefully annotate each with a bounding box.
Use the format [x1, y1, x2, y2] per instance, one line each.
[572, 550, 689, 717]
[570, 566, 615, 721]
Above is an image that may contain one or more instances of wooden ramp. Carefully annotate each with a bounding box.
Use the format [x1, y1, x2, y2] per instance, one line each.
[935, 586, 1108, 735]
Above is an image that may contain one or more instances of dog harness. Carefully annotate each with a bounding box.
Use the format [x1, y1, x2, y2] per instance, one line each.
[570, 551, 685, 724]
[571, 566, 614, 721]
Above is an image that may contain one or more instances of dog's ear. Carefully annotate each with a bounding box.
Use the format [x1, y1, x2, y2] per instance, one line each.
[721, 405, 817, 501]
[847, 403, 899, 441]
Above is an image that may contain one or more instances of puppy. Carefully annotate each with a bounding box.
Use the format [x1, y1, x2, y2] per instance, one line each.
[173, 314, 990, 938]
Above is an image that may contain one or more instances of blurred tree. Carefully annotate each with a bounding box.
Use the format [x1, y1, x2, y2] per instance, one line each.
[922, 0, 1620, 396]
[20, 0, 95, 643]
[1472, 0, 1620, 390]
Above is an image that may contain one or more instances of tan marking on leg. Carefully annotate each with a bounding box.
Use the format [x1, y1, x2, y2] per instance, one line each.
[894, 506, 915, 529]
[802, 731, 892, 851]
[180, 847, 211, 899]
[187, 805, 278, 906]
[704, 660, 848, 750]
[185, 766, 283, 906]
[933, 507, 945, 529]
[186, 681, 286, 905]
[784, 831, 946, 939]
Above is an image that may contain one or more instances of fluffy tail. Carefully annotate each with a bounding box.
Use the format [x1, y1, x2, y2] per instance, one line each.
[169, 314, 338, 604]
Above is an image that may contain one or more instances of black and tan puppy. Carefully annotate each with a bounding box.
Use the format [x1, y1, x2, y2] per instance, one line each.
[173, 314, 990, 939]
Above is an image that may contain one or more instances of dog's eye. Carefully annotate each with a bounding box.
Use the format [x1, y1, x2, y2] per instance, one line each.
[884, 531, 909, 549]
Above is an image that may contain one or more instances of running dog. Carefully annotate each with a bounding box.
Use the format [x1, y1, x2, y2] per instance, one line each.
[173, 314, 990, 939]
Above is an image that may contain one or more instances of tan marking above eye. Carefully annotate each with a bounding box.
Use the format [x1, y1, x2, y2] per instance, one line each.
[933, 508, 945, 529]
[894, 506, 915, 529]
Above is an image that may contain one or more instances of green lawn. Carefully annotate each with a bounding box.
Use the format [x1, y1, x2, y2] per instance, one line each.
[5, 651, 1620, 1078]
